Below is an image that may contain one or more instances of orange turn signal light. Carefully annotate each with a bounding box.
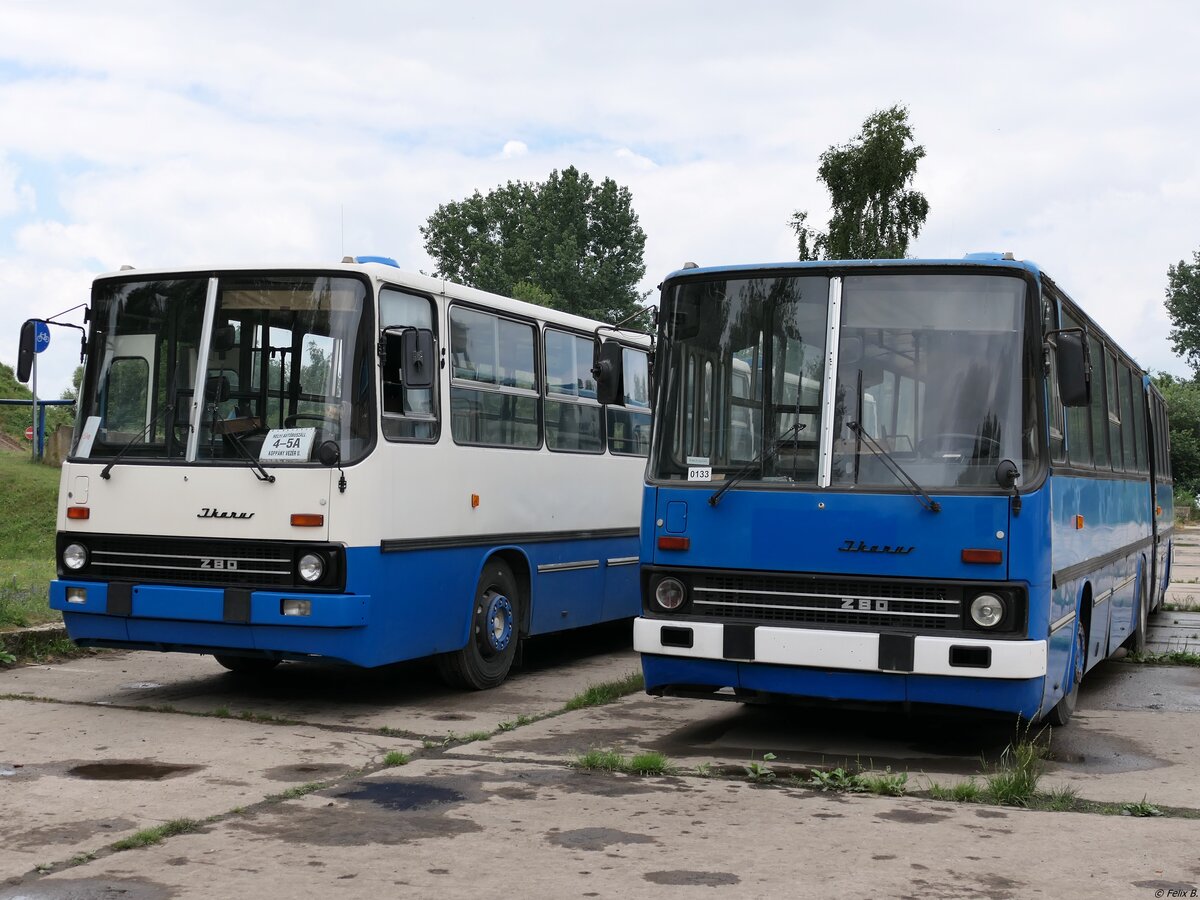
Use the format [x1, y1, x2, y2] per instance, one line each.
[66, 507, 90, 520]
[290, 513, 325, 527]
[471, 493, 480, 509]
[1074, 515, 1085, 530]
[961, 548, 1003, 565]
[657, 536, 690, 551]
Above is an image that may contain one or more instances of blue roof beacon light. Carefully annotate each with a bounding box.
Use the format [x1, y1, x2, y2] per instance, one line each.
[353, 255, 400, 267]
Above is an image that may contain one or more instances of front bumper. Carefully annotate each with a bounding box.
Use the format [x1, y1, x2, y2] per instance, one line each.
[633, 617, 1046, 679]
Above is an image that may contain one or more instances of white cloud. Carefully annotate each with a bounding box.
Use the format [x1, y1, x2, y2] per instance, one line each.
[1, 0, 1199, 393]
[615, 148, 655, 170]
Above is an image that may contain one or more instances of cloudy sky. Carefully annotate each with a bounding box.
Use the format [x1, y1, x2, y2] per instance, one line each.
[1, 0, 1198, 394]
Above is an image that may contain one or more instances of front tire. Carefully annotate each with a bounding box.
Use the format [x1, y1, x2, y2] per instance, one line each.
[1046, 613, 1087, 727]
[436, 559, 521, 690]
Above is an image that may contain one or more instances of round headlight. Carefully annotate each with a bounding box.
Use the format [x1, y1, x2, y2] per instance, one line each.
[969, 593, 1005, 628]
[63, 542, 88, 571]
[297, 553, 325, 583]
[654, 577, 686, 611]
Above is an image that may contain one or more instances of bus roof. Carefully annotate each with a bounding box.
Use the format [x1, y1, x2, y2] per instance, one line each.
[92, 260, 651, 344]
[661, 254, 1043, 283]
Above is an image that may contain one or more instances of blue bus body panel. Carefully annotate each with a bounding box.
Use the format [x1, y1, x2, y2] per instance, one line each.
[641, 655, 1045, 719]
[53, 532, 640, 667]
[644, 486, 1011, 580]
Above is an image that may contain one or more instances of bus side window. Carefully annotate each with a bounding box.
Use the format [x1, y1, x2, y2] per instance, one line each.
[450, 307, 540, 449]
[1062, 312, 1091, 467]
[544, 328, 602, 454]
[380, 289, 440, 442]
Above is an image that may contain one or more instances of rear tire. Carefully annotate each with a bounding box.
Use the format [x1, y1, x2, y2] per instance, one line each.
[1128, 571, 1147, 657]
[436, 559, 521, 690]
[214, 654, 280, 675]
[1046, 614, 1086, 727]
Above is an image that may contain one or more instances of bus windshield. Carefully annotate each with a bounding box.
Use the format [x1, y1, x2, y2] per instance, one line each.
[652, 270, 1036, 490]
[76, 273, 375, 465]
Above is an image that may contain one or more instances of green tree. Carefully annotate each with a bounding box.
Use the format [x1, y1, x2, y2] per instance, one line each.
[790, 105, 930, 260]
[1165, 247, 1200, 372]
[1154, 372, 1200, 497]
[421, 166, 647, 323]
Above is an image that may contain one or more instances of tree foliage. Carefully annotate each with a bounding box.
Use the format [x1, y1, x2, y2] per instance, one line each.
[421, 166, 647, 323]
[791, 105, 930, 261]
[1153, 372, 1200, 497]
[1165, 247, 1200, 372]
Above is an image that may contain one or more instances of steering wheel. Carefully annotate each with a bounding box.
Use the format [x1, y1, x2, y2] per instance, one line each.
[917, 433, 1001, 457]
[284, 414, 337, 430]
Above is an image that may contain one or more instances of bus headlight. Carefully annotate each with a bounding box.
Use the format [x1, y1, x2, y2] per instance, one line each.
[297, 553, 325, 583]
[969, 593, 1005, 628]
[63, 542, 89, 571]
[654, 577, 687, 612]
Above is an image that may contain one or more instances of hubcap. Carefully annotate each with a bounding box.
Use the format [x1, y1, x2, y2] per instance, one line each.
[481, 591, 513, 654]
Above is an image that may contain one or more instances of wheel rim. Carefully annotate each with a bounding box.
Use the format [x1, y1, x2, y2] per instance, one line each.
[480, 590, 513, 655]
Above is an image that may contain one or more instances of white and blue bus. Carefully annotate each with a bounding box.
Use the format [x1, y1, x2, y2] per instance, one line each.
[634, 254, 1172, 724]
[28, 258, 652, 688]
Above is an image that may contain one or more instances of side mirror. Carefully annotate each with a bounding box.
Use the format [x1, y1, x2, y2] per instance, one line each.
[381, 327, 435, 391]
[402, 328, 435, 389]
[17, 319, 36, 383]
[593, 340, 624, 405]
[317, 439, 340, 467]
[1054, 331, 1090, 407]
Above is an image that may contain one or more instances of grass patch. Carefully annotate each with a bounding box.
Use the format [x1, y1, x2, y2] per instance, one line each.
[498, 714, 534, 732]
[1121, 797, 1164, 817]
[112, 818, 201, 851]
[574, 749, 626, 772]
[627, 752, 671, 775]
[563, 672, 644, 711]
[982, 734, 1045, 806]
[0, 452, 62, 630]
[928, 779, 983, 802]
[381, 751, 410, 767]
[268, 781, 324, 802]
[573, 748, 673, 776]
[743, 752, 777, 782]
[1128, 650, 1200, 667]
[378, 726, 404, 737]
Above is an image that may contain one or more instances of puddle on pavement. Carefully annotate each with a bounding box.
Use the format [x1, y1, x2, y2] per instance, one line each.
[336, 781, 465, 811]
[67, 761, 202, 781]
[263, 763, 347, 782]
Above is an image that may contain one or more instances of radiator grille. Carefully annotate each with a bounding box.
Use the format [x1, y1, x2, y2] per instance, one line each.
[691, 572, 963, 630]
[71, 535, 296, 589]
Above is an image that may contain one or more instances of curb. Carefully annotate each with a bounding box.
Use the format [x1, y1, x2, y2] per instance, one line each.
[0, 623, 70, 657]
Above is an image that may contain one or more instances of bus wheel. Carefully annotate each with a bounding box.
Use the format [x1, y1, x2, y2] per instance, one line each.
[214, 655, 280, 675]
[437, 560, 520, 690]
[1046, 617, 1086, 727]
[1131, 574, 1150, 655]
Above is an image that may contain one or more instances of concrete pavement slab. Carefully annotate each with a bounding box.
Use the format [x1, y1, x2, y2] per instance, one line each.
[453, 661, 1200, 808]
[3, 757, 1195, 899]
[0, 627, 639, 738]
[0, 699, 419, 880]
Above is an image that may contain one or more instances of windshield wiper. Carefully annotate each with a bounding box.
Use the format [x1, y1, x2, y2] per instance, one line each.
[222, 428, 276, 483]
[99, 403, 176, 480]
[846, 420, 941, 514]
[709, 421, 805, 507]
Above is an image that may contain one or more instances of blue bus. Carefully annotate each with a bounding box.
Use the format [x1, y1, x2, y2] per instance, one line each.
[633, 254, 1172, 724]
